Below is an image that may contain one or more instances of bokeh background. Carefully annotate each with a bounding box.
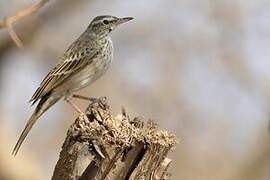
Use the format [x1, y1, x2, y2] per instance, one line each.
[1, 0, 270, 179]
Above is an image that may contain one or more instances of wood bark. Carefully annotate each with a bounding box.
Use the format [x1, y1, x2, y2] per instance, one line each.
[52, 97, 177, 180]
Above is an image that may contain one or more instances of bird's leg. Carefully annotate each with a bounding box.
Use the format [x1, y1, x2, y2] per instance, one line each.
[72, 94, 100, 105]
[72, 94, 108, 110]
[64, 95, 89, 121]
[72, 94, 95, 101]
[65, 97, 83, 114]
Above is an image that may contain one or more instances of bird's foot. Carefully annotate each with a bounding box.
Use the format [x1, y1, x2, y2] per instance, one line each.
[78, 113, 89, 122]
[88, 96, 109, 110]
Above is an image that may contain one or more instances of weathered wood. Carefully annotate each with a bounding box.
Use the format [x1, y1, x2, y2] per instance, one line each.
[52, 97, 177, 180]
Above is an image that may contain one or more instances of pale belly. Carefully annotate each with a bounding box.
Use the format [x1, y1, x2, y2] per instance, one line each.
[55, 53, 113, 95]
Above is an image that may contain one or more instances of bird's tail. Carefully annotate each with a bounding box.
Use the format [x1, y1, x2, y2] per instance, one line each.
[12, 92, 61, 156]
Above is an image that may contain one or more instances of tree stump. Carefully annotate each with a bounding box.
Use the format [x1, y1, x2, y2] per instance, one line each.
[52, 97, 177, 180]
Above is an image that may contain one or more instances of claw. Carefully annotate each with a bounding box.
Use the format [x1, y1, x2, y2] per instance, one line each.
[79, 113, 89, 122]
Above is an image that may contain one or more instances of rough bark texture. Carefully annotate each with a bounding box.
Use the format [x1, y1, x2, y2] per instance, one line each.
[52, 97, 177, 180]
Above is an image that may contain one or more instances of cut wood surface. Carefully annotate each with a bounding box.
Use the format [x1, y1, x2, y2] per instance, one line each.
[52, 97, 177, 180]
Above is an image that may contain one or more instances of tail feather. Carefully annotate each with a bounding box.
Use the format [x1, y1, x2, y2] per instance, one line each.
[12, 113, 38, 156]
[13, 93, 61, 156]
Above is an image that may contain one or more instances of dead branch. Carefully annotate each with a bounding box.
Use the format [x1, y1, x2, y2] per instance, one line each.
[52, 97, 177, 180]
[0, 0, 50, 48]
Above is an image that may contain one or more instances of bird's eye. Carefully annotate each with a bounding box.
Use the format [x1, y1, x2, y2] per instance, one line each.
[103, 20, 109, 25]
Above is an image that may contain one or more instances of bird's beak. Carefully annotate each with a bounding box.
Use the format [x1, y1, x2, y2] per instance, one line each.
[117, 17, 134, 25]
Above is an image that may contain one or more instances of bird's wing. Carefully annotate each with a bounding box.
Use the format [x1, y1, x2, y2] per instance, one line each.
[30, 41, 98, 104]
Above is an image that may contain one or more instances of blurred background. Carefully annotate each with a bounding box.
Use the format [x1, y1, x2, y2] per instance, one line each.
[1, 0, 270, 179]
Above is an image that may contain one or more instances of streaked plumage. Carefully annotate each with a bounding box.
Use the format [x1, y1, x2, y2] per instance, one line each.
[13, 15, 133, 155]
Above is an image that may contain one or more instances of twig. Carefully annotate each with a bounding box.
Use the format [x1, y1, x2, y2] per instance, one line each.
[0, 0, 50, 48]
[6, 23, 23, 48]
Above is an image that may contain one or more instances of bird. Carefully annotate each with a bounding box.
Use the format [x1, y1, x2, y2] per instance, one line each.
[12, 15, 133, 156]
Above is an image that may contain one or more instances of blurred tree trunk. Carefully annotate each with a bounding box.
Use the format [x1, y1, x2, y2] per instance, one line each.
[209, 0, 250, 85]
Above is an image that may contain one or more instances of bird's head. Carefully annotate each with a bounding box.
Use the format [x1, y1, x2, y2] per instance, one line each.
[87, 15, 133, 36]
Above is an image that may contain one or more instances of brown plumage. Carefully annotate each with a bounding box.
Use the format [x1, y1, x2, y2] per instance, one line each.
[13, 15, 133, 155]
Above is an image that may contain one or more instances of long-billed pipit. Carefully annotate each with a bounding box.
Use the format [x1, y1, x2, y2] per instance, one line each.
[13, 15, 133, 155]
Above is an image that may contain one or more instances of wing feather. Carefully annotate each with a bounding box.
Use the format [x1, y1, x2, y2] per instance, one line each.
[30, 41, 97, 104]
